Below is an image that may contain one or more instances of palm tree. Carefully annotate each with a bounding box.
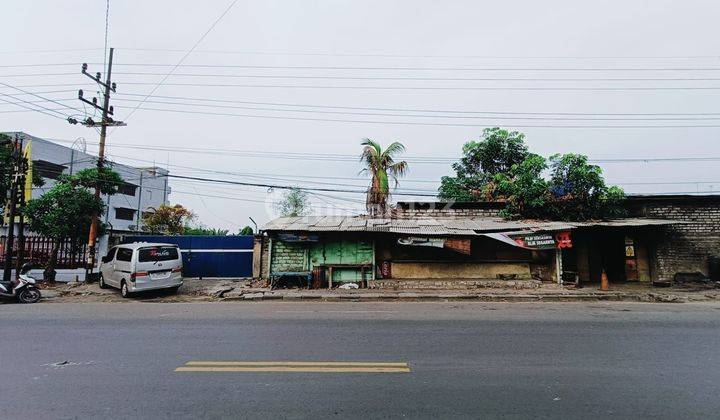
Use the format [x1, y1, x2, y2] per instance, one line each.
[360, 139, 408, 215]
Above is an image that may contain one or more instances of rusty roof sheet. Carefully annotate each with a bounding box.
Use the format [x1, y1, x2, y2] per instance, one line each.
[262, 215, 678, 235]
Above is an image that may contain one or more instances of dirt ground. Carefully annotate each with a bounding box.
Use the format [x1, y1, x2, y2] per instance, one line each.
[37, 278, 261, 303]
[26, 278, 720, 304]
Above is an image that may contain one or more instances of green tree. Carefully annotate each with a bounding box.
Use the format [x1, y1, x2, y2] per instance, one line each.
[239, 225, 254, 235]
[545, 153, 626, 220]
[276, 188, 310, 217]
[23, 176, 105, 281]
[439, 128, 529, 201]
[495, 153, 626, 220]
[141, 204, 195, 235]
[439, 128, 626, 221]
[495, 154, 549, 220]
[360, 139, 408, 215]
[74, 166, 125, 195]
[183, 225, 230, 236]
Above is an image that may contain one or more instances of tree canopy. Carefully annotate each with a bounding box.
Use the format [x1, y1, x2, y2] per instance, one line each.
[276, 187, 310, 217]
[24, 180, 104, 241]
[439, 128, 530, 202]
[183, 225, 230, 236]
[73, 166, 125, 196]
[23, 168, 122, 280]
[439, 128, 626, 221]
[141, 204, 195, 235]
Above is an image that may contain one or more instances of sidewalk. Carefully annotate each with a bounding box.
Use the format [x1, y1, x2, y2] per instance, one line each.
[221, 284, 720, 303]
[35, 278, 720, 303]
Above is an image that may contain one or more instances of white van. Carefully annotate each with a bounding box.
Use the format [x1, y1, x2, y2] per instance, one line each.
[99, 242, 183, 298]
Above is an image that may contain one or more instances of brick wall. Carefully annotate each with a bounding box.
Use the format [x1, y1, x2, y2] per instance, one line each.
[631, 197, 720, 282]
[269, 239, 307, 273]
[252, 235, 271, 279]
[260, 237, 270, 278]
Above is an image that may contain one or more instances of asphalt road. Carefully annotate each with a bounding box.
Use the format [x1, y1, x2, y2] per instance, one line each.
[1, 302, 720, 419]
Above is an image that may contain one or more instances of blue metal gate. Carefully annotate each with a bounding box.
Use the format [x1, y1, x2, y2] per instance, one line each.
[121, 235, 253, 278]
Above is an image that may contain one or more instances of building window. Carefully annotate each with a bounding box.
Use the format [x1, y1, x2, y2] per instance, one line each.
[117, 183, 137, 196]
[115, 207, 136, 221]
[33, 160, 67, 180]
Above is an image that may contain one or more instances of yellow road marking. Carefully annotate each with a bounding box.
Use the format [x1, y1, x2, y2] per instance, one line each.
[175, 361, 411, 373]
[175, 366, 410, 373]
[184, 361, 408, 367]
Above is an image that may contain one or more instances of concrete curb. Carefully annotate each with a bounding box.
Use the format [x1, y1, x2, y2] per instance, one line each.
[221, 292, 695, 303]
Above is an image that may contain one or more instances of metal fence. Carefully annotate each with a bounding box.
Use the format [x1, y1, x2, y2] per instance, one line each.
[121, 235, 254, 278]
[0, 236, 89, 269]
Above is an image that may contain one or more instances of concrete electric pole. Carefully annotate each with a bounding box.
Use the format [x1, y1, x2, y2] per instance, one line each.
[75, 47, 126, 276]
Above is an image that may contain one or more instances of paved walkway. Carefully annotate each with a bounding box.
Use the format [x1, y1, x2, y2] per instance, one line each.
[224, 284, 720, 303]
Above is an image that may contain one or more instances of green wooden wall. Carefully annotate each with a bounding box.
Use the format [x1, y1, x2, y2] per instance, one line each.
[309, 240, 373, 282]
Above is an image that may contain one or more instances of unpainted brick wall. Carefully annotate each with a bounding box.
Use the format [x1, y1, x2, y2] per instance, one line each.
[260, 237, 270, 278]
[639, 201, 720, 282]
[253, 235, 271, 279]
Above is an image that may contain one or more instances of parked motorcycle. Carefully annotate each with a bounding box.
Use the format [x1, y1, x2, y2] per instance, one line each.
[0, 263, 42, 303]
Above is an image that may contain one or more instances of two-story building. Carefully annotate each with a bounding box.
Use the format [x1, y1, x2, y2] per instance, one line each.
[3, 132, 170, 233]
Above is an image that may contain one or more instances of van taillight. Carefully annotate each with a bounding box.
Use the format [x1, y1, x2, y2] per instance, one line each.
[171, 268, 182, 273]
[131, 271, 148, 280]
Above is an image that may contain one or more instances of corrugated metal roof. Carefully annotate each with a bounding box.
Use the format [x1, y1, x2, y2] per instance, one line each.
[263, 215, 679, 236]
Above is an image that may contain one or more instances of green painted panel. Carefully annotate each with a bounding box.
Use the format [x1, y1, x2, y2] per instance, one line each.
[308, 240, 374, 282]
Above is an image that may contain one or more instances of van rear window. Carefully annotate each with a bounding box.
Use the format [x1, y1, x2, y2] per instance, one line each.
[138, 246, 179, 262]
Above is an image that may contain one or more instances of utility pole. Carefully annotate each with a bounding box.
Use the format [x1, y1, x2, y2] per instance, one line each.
[73, 47, 126, 276]
[2, 135, 22, 282]
[15, 138, 28, 279]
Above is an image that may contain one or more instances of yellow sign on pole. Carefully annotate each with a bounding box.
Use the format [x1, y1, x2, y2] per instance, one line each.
[23, 140, 32, 202]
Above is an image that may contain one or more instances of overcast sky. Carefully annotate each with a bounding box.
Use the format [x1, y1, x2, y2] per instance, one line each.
[2, 0, 719, 230]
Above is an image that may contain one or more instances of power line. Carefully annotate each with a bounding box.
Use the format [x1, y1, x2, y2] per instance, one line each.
[104, 82, 720, 91]
[9, 62, 720, 71]
[15, 92, 720, 117]
[0, 95, 71, 121]
[0, 81, 85, 116]
[104, 72, 720, 82]
[0, 72, 79, 77]
[111, 105, 720, 129]
[14, 81, 720, 91]
[119, 0, 239, 123]
[89, 63, 720, 71]
[3, 47, 720, 60]
[166, 174, 437, 197]
[44, 137, 720, 165]
[105, 48, 720, 60]
[34, 139, 720, 199]
[0, 48, 103, 55]
[108, 97, 720, 121]
[0, 88, 82, 96]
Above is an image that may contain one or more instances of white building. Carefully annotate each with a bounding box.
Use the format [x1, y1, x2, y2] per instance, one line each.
[3, 132, 170, 232]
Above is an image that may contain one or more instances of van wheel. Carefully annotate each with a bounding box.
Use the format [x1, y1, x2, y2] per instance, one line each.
[169, 286, 180, 295]
[99, 274, 108, 289]
[120, 281, 132, 298]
